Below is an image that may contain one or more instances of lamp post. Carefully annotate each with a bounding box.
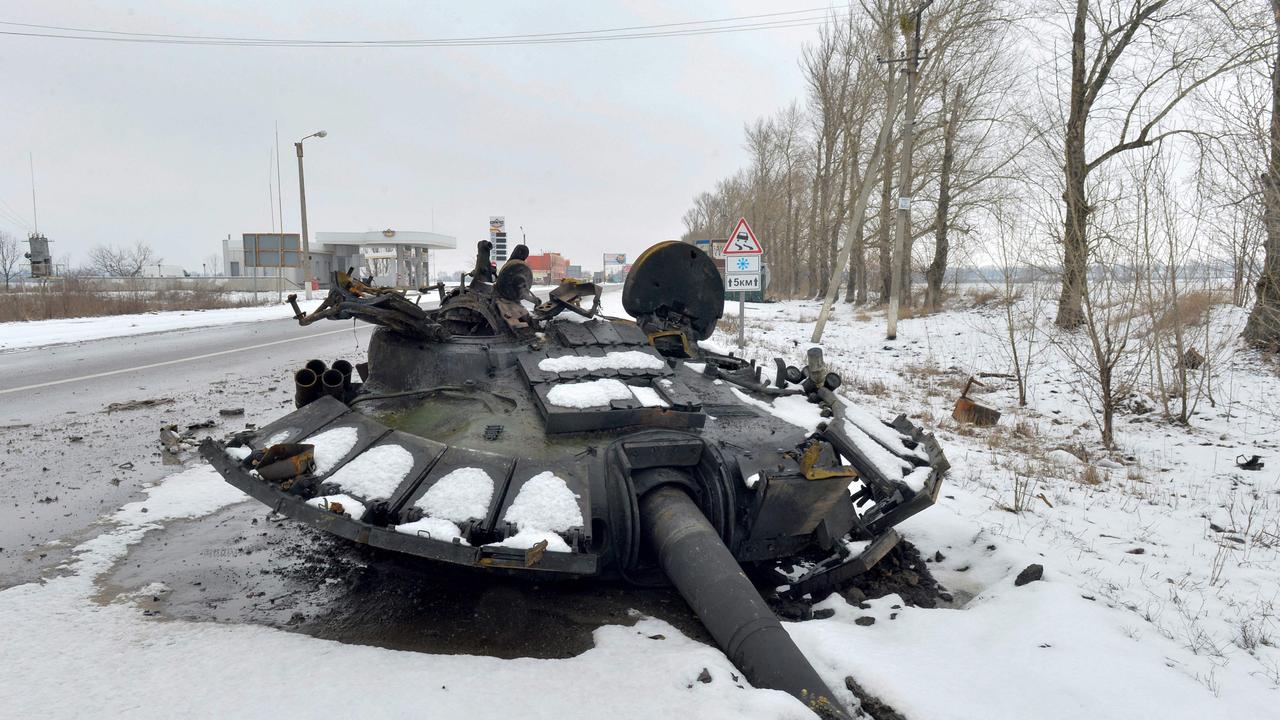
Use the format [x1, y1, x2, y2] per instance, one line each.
[295, 130, 327, 300]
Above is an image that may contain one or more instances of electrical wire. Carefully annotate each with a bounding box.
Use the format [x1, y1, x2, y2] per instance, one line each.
[0, 7, 850, 48]
[0, 196, 30, 231]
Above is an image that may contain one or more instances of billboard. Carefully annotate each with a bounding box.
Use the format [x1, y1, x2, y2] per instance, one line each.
[489, 216, 507, 263]
[604, 253, 626, 265]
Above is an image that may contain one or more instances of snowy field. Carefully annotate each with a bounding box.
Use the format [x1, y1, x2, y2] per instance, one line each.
[714, 292, 1280, 718]
[0, 284, 578, 352]
[0, 296, 327, 352]
[2, 290, 1278, 718]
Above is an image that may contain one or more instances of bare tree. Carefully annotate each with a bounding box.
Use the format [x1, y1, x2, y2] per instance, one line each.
[925, 82, 963, 309]
[1245, 0, 1280, 348]
[1050, 0, 1264, 329]
[0, 231, 20, 290]
[1056, 165, 1151, 449]
[986, 200, 1050, 407]
[88, 241, 162, 277]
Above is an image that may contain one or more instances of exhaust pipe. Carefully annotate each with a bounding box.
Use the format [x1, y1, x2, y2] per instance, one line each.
[331, 359, 353, 382]
[321, 369, 346, 402]
[294, 368, 321, 409]
[305, 359, 327, 377]
[331, 359, 354, 400]
[638, 481, 850, 719]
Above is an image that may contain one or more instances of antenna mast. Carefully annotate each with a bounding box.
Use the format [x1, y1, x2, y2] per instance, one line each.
[29, 152, 38, 234]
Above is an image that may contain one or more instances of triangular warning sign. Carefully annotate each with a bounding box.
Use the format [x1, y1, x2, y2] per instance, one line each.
[723, 218, 762, 255]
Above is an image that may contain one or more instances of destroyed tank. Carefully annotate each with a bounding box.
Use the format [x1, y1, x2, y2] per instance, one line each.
[200, 240, 948, 718]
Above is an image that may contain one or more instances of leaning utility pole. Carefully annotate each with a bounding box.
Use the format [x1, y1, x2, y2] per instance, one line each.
[886, 0, 932, 341]
[812, 73, 904, 343]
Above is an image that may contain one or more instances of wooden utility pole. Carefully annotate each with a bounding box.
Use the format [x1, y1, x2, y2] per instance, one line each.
[887, 0, 932, 340]
[812, 74, 904, 343]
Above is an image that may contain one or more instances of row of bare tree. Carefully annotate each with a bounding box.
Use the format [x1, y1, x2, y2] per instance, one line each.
[0, 234, 164, 287]
[682, 0, 1280, 348]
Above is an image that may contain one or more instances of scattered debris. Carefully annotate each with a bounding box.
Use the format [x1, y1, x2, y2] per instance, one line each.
[105, 398, 175, 413]
[845, 676, 908, 720]
[697, 668, 712, 684]
[219, 407, 245, 417]
[952, 377, 1000, 426]
[1236, 455, 1264, 471]
[1014, 564, 1044, 587]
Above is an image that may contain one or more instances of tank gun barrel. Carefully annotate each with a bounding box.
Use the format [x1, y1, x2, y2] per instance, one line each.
[638, 482, 851, 719]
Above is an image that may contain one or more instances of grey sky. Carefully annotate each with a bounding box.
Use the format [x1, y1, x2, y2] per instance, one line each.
[0, 1, 822, 274]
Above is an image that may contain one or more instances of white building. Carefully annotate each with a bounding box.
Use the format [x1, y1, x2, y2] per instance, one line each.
[222, 229, 456, 289]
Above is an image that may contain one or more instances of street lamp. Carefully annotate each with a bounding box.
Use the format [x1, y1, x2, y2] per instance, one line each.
[295, 130, 327, 300]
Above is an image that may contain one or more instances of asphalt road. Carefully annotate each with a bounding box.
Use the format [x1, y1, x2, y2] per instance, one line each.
[0, 310, 382, 586]
[0, 288, 704, 659]
[0, 286, 622, 584]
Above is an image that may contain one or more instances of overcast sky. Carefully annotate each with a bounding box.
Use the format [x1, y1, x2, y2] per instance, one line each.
[0, 1, 824, 274]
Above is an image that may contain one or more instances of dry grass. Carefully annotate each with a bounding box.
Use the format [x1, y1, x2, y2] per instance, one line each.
[1078, 465, 1103, 485]
[896, 304, 923, 320]
[854, 310, 872, 322]
[717, 315, 741, 336]
[1012, 418, 1038, 439]
[965, 287, 1016, 307]
[903, 363, 951, 380]
[1152, 290, 1223, 334]
[903, 363, 970, 398]
[0, 281, 266, 322]
[848, 376, 890, 397]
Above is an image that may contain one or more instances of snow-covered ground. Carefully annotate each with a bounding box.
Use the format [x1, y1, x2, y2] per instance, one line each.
[715, 292, 1280, 718]
[0, 466, 804, 719]
[0, 296, 326, 352]
[3, 288, 1277, 718]
[0, 283, 598, 352]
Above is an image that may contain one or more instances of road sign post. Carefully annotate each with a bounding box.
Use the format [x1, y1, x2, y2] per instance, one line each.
[722, 218, 763, 349]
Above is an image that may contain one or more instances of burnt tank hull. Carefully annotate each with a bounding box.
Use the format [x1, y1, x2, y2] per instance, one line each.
[201, 240, 948, 716]
[202, 323, 946, 580]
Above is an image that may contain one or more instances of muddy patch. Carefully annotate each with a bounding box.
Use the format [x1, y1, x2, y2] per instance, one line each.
[99, 501, 708, 659]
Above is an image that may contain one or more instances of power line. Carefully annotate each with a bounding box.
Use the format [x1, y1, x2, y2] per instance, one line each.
[0, 195, 31, 231]
[0, 6, 846, 42]
[0, 8, 851, 48]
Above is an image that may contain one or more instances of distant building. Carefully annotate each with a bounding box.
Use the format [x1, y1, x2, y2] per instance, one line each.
[222, 229, 456, 289]
[526, 252, 571, 284]
[140, 264, 190, 278]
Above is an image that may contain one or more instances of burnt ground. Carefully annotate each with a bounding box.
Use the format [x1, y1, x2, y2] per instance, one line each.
[99, 498, 712, 659]
[768, 541, 953, 622]
[101, 493, 946, 669]
[93, 487, 948, 720]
